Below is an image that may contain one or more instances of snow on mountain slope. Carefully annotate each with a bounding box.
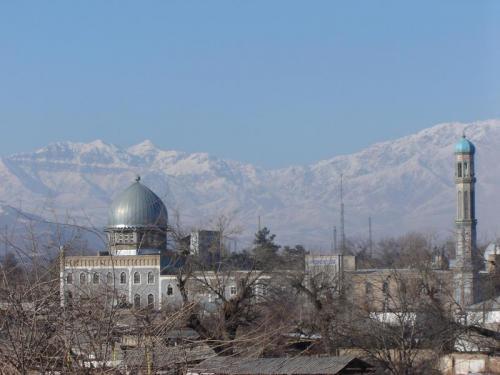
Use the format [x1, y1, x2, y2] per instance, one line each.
[1, 119, 499, 249]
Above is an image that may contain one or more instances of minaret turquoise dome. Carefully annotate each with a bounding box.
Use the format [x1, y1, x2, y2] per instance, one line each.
[455, 135, 475, 155]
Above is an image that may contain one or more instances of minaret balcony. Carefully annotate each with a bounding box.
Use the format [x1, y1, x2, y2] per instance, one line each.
[455, 177, 475, 184]
[455, 219, 477, 226]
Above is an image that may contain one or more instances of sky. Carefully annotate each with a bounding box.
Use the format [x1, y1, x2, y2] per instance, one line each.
[0, 1, 499, 168]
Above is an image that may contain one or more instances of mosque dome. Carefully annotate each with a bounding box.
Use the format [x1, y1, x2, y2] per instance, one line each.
[107, 176, 168, 229]
[455, 135, 475, 155]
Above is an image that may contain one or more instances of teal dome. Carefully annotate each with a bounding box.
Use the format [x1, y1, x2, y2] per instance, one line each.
[107, 177, 168, 229]
[455, 136, 475, 155]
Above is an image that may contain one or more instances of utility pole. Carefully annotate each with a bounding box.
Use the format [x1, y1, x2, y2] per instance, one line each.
[258, 216, 261, 232]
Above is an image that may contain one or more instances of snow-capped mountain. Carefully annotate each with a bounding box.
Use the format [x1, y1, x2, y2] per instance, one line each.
[1, 120, 500, 250]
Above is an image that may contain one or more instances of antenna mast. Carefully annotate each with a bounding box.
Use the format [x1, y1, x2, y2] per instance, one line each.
[333, 226, 337, 253]
[340, 174, 346, 254]
[369, 216, 373, 258]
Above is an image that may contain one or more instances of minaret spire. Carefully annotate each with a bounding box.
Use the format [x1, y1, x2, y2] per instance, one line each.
[453, 135, 479, 306]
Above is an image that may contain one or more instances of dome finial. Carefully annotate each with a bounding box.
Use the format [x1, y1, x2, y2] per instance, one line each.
[135, 175, 141, 183]
[462, 129, 466, 139]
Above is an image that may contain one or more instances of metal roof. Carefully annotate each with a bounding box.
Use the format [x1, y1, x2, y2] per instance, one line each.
[124, 343, 214, 367]
[190, 355, 373, 375]
[107, 178, 168, 229]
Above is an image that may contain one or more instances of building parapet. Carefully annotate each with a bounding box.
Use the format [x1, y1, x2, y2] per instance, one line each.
[65, 254, 160, 269]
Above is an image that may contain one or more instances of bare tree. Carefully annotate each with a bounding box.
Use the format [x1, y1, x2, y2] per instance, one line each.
[347, 267, 465, 375]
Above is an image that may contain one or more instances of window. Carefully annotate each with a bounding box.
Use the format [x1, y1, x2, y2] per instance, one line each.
[66, 273, 73, 284]
[464, 191, 469, 218]
[133, 272, 140, 284]
[66, 291, 73, 305]
[419, 283, 428, 296]
[167, 285, 173, 296]
[382, 280, 389, 294]
[230, 286, 237, 295]
[365, 282, 372, 296]
[107, 272, 113, 284]
[458, 191, 463, 218]
[118, 295, 127, 308]
[134, 294, 141, 309]
[457, 163, 462, 178]
[80, 273, 86, 285]
[147, 294, 154, 307]
[464, 162, 468, 176]
[148, 272, 154, 284]
[261, 284, 268, 297]
[120, 272, 126, 284]
[93, 273, 99, 284]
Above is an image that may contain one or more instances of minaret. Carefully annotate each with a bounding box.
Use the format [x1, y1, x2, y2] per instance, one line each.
[453, 133, 479, 306]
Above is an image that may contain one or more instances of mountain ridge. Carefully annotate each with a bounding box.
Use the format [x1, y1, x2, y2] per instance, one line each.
[1, 119, 500, 249]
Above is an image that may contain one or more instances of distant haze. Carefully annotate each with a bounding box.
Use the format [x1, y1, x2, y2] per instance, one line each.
[0, 120, 499, 249]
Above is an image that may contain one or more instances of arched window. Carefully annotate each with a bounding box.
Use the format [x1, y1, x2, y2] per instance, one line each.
[457, 163, 462, 178]
[66, 291, 73, 305]
[93, 273, 99, 284]
[167, 285, 173, 296]
[133, 272, 141, 284]
[107, 272, 113, 284]
[148, 272, 154, 284]
[80, 273, 86, 285]
[464, 191, 469, 218]
[66, 273, 73, 284]
[134, 294, 141, 308]
[365, 282, 372, 296]
[464, 162, 468, 176]
[261, 284, 268, 297]
[458, 191, 463, 218]
[120, 272, 126, 284]
[147, 294, 154, 307]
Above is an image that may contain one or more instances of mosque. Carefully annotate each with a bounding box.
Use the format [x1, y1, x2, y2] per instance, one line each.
[60, 175, 184, 309]
[60, 135, 500, 316]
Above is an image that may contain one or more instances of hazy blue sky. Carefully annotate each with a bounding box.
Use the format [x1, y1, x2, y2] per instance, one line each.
[1, 1, 499, 167]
